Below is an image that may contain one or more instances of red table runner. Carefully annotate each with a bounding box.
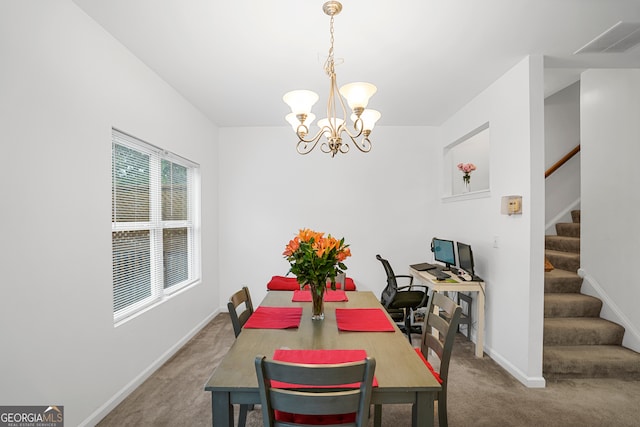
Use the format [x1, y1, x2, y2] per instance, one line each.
[272, 349, 378, 387]
[335, 308, 395, 332]
[292, 289, 349, 302]
[243, 306, 303, 329]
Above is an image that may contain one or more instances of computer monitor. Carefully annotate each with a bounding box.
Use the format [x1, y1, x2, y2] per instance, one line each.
[456, 241, 475, 276]
[431, 237, 456, 271]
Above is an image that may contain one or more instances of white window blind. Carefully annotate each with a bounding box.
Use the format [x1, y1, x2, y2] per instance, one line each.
[112, 129, 200, 323]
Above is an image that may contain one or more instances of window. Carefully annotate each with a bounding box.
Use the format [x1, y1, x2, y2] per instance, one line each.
[112, 129, 200, 323]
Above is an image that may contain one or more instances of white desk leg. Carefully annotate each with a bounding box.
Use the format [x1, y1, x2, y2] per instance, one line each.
[475, 286, 485, 358]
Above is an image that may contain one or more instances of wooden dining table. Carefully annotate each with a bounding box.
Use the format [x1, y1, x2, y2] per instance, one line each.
[204, 290, 441, 427]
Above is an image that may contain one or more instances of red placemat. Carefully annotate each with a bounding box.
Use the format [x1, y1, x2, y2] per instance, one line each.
[272, 349, 378, 387]
[292, 289, 349, 302]
[243, 306, 303, 329]
[335, 308, 395, 332]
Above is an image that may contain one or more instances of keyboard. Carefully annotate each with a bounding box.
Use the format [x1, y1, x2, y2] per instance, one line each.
[430, 270, 451, 280]
[410, 262, 437, 271]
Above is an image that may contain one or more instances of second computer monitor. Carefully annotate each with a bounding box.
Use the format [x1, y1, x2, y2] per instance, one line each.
[456, 241, 475, 276]
[432, 237, 456, 270]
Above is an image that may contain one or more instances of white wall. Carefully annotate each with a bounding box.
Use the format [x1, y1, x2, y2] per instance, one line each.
[218, 126, 437, 308]
[580, 69, 640, 351]
[0, 2, 219, 425]
[544, 81, 581, 232]
[436, 56, 546, 387]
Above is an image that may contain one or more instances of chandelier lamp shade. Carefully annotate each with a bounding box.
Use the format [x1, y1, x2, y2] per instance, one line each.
[283, 1, 381, 157]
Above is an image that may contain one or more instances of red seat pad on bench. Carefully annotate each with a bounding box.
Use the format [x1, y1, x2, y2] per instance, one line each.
[267, 275, 356, 291]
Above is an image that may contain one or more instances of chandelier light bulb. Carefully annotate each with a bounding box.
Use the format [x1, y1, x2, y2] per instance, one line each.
[351, 109, 381, 132]
[286, 112, 316, 134]
[318, 117, 344, 136]
[283, 90, 319, 115]
[339, 82, 377, 113]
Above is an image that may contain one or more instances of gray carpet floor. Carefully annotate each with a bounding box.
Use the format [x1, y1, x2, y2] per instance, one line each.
[98, 314, 640, 426]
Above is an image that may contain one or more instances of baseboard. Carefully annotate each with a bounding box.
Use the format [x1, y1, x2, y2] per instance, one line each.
[79, 309, 220, 427]
[578, 269, 640, 352]
[545, 198, 581, 234]
[484, 346, 546, 388]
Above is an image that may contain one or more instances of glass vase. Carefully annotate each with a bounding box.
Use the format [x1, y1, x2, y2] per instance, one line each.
[310, 283, 325, 321]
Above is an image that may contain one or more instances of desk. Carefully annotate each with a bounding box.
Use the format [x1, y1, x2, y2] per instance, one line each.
[205, 291, 441, 427]
[409, 267, 486, 358]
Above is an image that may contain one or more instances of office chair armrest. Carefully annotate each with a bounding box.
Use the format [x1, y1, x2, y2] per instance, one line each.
[393, 274, 414, 286]
[416, 285, 429, 307]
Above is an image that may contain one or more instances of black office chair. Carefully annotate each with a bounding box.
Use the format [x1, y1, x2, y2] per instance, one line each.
[227, 286, 254, 427]
[376, 254, 429, 340]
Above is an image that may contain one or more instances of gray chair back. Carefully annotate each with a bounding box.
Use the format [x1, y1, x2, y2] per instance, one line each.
[227, 286, 254, 338]
[418, 291, 462, 427]
[254, 356, 376, 427]
[227, 286, 255, 427]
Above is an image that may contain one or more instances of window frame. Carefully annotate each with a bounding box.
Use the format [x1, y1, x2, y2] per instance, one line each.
[112, 128, 201, 324]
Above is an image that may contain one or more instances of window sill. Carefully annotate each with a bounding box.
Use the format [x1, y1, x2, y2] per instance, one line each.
[442, 189, 491, 202]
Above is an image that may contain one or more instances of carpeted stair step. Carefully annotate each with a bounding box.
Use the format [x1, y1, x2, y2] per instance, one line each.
[544, 317, 624, 346]
[543, 345, 640, 379]
[544, 293, 602, 317]
[544, 269, 583, 293]
[545, 235, 580, 254]
[555, 222, 580, 238]
[545, 249, 580, 272]
[571, 210, 580, 223]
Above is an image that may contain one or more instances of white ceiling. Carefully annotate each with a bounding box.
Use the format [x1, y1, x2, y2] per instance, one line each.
[72, 0, 640, 127]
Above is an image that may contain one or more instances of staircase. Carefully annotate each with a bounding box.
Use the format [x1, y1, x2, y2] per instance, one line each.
[543, 210, 640, 379]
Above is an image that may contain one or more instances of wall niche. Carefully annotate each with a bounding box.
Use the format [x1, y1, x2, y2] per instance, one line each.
[444, 122, 490, 197]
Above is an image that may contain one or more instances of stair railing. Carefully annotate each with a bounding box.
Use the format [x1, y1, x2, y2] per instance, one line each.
[545, 144, 580, 178]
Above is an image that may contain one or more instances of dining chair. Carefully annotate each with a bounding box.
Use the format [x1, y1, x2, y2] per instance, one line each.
[416, 292, 462, 427]
[373, 291, 461, 427]
[228, 286, 254, 338]
[254, 355, 376, 427]
[227, 286, 254, 427]
[376, 254, 429, 340]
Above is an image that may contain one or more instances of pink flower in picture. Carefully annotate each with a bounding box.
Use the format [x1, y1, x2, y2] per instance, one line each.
[457, 163, 476, 184]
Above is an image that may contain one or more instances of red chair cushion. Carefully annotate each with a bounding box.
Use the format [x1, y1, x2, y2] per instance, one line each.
[275, 410, 356, 425]
[266, 276, 299, 290]
[267, 276, 357, 291]
[414, 348, 443, 384]
[342, 277, 357, 291]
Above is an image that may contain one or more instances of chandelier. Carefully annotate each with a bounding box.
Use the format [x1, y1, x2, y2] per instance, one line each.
[283, 1, 381, 157]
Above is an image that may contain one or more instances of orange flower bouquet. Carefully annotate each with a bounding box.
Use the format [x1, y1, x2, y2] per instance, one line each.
[283, 228, 351, 320]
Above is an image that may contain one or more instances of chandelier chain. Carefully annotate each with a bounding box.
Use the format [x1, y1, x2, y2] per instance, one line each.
[326, 15, 335, 76]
